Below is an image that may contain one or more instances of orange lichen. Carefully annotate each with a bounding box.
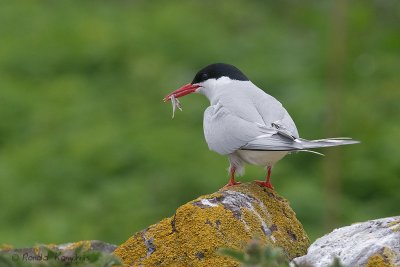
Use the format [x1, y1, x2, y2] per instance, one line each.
[114, 183, 310, 266]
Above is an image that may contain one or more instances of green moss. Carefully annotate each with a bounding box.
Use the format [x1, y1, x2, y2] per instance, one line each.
[114, 183, 310, 266]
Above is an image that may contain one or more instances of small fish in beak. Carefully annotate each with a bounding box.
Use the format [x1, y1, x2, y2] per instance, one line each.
[164, 83, 200, 118]
[170, 94, 183, 118]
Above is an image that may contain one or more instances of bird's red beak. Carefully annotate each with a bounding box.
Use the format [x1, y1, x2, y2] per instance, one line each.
[164, 83, 200, 102]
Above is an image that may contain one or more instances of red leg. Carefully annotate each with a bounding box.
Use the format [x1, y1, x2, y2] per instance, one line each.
[224, 166, 241, 187]
[255, 166, 274, 189]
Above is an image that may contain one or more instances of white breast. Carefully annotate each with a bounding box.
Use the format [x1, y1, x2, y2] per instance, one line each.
[236, 150, 287, 166]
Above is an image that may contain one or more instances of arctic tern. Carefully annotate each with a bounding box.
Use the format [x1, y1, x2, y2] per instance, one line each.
[164, 63, 359, 189]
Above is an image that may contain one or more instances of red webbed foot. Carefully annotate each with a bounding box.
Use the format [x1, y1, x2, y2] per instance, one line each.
[254, 180, 274, 190]
[223, 180, 242, 188]
[255, 166, 274, 189]
[223, 166, 241, 188]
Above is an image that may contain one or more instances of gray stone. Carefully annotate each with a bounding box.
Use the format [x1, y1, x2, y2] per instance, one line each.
[292, 216, 400, 267]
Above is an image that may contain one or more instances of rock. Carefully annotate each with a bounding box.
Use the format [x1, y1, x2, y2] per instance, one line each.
[292, 216, 400, 267]
[0, 240, 118, 265]
[114, 182, 310, 266]
[0, 240, 117, 256]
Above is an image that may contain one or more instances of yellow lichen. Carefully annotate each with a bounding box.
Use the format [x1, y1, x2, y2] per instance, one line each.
[63, 240, 92, 251]
[365, 247, 397, 267]
[45, 243, 58, 250]
[30, 241, 93, 257]
[33, 246, 40, 255]
[0, 244, 13, 251]
[114, 231, 148, 265]
[392, 224, 400, 232]
[387, 220, 400, 227]
[223, 183, 310, 258]
[114, 182, 310, 266]
[387, 220, 400, 232]
[365, 255, 391, 267]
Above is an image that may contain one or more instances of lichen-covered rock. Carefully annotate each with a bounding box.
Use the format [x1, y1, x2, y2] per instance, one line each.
[0, 240, 117, 256]
[292, 216, 400, 267]
[0, 240, 118, 265]
[114, 182, 310, 266]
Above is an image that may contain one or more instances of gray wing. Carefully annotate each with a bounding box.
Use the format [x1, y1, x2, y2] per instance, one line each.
[203, 103, 359, 155]
[203, 103, 295, 155]
[248, 85, 299, 138]
[210, 81, 300, 139]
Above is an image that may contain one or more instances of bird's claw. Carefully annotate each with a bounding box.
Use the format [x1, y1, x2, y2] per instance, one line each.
[254, 180, 274, 190]
[223, 181, 241, 188]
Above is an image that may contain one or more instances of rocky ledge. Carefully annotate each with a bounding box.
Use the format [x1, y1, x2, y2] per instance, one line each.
[293, 216, 400, 267]
[0, 240, 119, 266]
[114, 182, 310, 266]
[2, 184, 397, 267]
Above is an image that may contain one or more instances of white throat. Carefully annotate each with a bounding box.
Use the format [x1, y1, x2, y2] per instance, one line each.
[196, 76, 235, 104]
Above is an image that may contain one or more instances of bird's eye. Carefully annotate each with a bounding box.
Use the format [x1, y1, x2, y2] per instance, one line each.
[201, 73, 208, 80]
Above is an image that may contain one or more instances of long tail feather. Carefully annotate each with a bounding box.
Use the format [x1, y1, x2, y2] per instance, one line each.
[297, 137, 360, 149]
[242, 135, 359, 152]
[297, 150, 325, 156]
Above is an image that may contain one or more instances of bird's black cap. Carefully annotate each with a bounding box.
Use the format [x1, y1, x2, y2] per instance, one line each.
[191, 63, 249, 84]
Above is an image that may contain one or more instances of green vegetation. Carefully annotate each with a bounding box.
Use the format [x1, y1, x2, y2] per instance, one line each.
[0, 0, 399, 248]
[219, 238, 344, 267]
[219, 239, 291, 267]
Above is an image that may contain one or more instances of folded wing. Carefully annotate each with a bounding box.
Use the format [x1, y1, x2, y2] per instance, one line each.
[204, 104, 359, 155]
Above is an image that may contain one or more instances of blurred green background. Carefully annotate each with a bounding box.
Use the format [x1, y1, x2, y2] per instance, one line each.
[1, 1, 399, 247]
